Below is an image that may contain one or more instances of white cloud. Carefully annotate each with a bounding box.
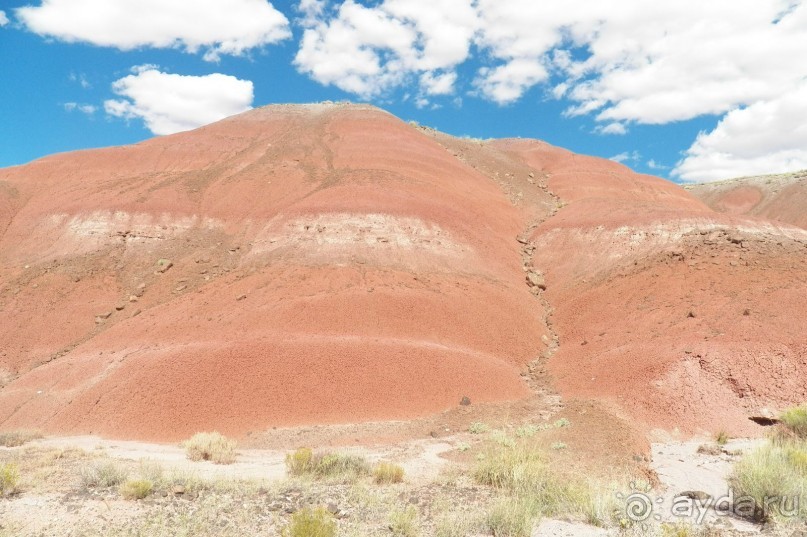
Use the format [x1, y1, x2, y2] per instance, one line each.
[104, 67, 254, 135]
[64, 102, 97, 115]
[473, 58, 547, 104]
[647, 159, 670, 171]
[294, 0, 477, 98]
[471, 0, 807, 124]
[17, 0, 290, 61]
[673, 83, 807, 182]
[593, 122, 627, 136]
[0, 10, 9, 26]
[69, 72, 91, 89]
[294, 0, 806, 180]
[610, 150, 640, 164]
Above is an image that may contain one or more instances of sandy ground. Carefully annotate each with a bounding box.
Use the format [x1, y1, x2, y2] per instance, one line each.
[0, 432, 782, 537]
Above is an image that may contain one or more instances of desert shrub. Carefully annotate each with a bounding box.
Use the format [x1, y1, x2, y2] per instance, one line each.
[473, 445, 547, 491]
[373, 462, 404, 484]
[120, 478, 153, 500]
[485, 496, 540, 537]
[474, 444, 601, 521]
[780, 405, 807, 438]
[0, 463, 20, 496]
[0, 429, 43, 447]
[468, 422, 489, 434]
[554, 418, 571, 428]
[730, 441, 807, 521]
[787, 447, 807, 475]
[285, 448, 369, 481]
[389, 505, 419, 537]
[183, 432, 237, 464]
[434, 511, 480, 537]
[286, 447, 314, 475]
[79, 460, 128, 488]
[715, 431, 729, 446]
[281, 506, 336, 537]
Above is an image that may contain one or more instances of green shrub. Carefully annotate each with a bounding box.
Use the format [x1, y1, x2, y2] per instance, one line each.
[373, 462, 404, 484]
[79, 460, 128, 488]
[780, 405, 807, 438]
[120, 478, 153, 500]
[0, 429, 43, 447]
[389, 505, 419, 537]
[285, 448, 369, 481]
[183, 432, 237, 464]
[0, 463, 19, 496]
[282, 506, 336, 537]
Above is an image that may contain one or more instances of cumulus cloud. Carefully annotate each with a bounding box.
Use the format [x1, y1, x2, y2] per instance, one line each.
[0, 10, 9, 26]
[64, 102, 97, 115]
[16, 0, 290, 60]
[610, 150, 640, 164]
[295, 0, 806, 181]
[295, 0, 477, 98]
[593, 122, 627, 136]
[104, 66, 254, 135]
[673, 83, 807, 182]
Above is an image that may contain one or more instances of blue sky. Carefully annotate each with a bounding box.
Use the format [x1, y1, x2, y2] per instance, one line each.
[1, 0, 806, 182]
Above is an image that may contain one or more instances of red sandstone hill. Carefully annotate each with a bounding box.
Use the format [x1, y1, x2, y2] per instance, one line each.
[0, 104, 804, 442]
[686, 171, 807, 229]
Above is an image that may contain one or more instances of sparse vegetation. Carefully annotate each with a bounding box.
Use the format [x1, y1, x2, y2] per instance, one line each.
[372, 461, 404, 484]
[79, 460, 128, 488]
[715, 430, 729, 446]
[486, 495, 540, 537]
[120, 478, 153, 500]
[434, 511, 480, 537]
[780, 404, 807, 438]
[0, 429, 43, 447]
[389, 505, 419, 537]
[0, 462, 20, 496]
[554, 418, 571, 428]
[285, 447, 369, 481]
[551, 442, 568, 450]
[183, 432, 237, 464]
[730, 409, 807, 523]
[468, 422, 489, 434]
[282, 506, 337, 537]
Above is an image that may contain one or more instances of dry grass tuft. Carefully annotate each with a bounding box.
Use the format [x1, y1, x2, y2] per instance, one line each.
[389, 505, 419, 537]
[120, 478, 153, 500]
[282, 506, 337, 537]
[0, 462, 20, 496]
[183, 432, 237, 464]
[285, 447, 369, 482]
[373, 461, 404, 484]
[0, 429, 43, 447]
[780, 405, 807, 439]
[79, 460, 128, 489]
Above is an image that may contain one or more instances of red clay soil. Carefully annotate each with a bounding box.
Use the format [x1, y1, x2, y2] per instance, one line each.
[498, 139, 807, 437]
[0, 105, 545, 441]
[0, 104, 805, 442]
[686, 171, 807, 229]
